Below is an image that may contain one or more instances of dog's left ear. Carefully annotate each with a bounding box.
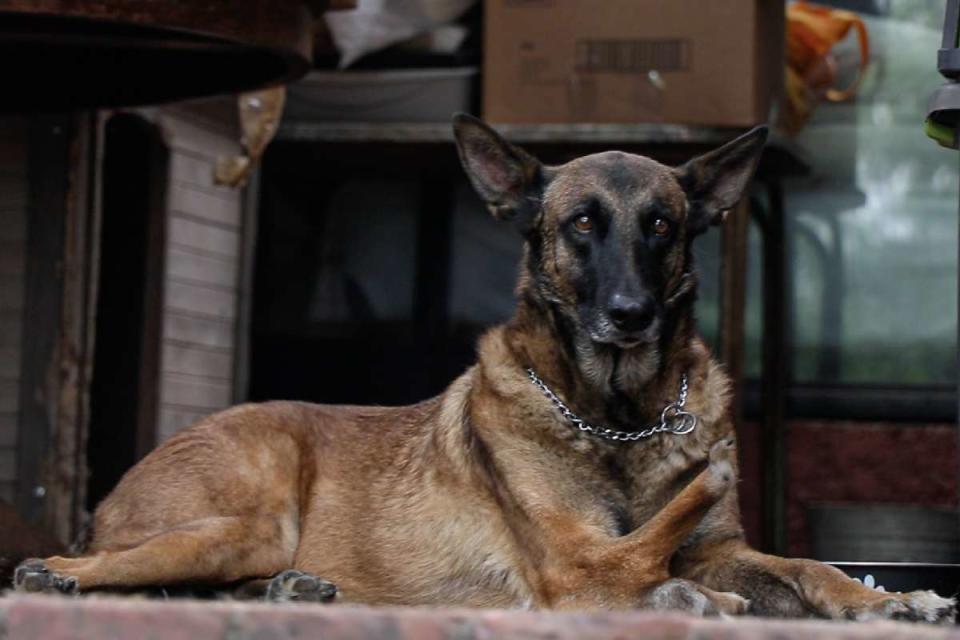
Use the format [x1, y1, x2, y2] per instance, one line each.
[453, 113, 545, 229]
[674, 126, 768, 235]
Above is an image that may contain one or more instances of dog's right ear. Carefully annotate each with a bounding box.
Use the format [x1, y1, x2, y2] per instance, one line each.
[674, 125, 768, 236]
[453, 113, 544, 226]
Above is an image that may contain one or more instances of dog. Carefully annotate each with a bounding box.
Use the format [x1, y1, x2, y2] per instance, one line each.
[14, 115, 955, 622]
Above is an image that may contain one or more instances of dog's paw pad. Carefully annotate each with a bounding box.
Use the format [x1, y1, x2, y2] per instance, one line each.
[712, 590, 750, 616]
[266, 570, 338, 603]
[13, 559, 78, 595]
[845, 592, 956, 625]
[899, 591, 956, 624]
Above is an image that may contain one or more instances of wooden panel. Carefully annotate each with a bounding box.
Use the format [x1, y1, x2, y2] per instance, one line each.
[167, 246, 238, 289]
[168, 215, 239, 258]
[0, 412, 16, 448]
[170, 182, 241, 228]
[0, 275, 24, 307]
[0, 347, 21, 378]
[233, 169, 260, 403]
[0, 211, 26, 243]
[0, 241, 24, 276]
[157, 113, 240, 158]
[0, 132, 27, 248]
[162, 343, 233, 379]
[155, 105, 243, 442]
[0, 312, 22, 350]
[165, 280, 237, 320]
[160, 374, 232, 411]
[0, 448, 14, 482]
[0, 200, 27, 215]
[0, 480, 13, 503]
[0, 118, 26, 511]
[0, 138, 27, 156]
[0, 289, 23, 316]
[169, 152, 236, 191]
[0, 165, 26, 185]
[0, 179, 26, 197]
[163, 312, 235, 350]
[0, 379, 18, 413]
[17, 116, 78, 530]
[0, 162, 26, 178]
[157, 407, 211, 443]
[170, 152, 224, 190]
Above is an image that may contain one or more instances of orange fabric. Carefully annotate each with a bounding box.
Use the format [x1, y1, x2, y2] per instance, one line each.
[783, 1, 870, 134]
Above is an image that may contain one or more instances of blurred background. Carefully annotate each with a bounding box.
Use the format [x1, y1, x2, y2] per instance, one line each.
[0, 0, 957, 581]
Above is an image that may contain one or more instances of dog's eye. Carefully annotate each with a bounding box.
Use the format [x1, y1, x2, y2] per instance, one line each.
[652, 217, 671, 237]
[573, 215, 594, 233]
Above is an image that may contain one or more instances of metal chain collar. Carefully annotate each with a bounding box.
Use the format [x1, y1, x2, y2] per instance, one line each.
[526, 368, 698, 443]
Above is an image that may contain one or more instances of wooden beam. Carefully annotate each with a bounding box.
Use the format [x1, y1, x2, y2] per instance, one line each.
[16, 114, 99, 543]
[233, 169, 260, 403]
[761, 180, 789, 556]
[55, 113, 99, 541]
[135, 119, 170, 461]
[16, 117, 71, 529]
[718, 198, 750, 428]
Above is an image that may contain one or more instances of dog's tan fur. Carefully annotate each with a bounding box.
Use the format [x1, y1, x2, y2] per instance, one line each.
[16, 117, 954, 622]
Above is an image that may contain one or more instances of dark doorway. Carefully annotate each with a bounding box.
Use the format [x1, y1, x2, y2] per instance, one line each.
[85, 115, 167, 510]
[248, 143, 481, 408]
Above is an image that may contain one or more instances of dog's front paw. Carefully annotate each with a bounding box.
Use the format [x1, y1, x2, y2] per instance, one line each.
[896, 591, 956, 624]
[643, 579, 749, 617]
[710, 589, 751, 616]
[844, 591, 956, 625]
[705, 438, 736, 495]
[265, 569, 338, 603]
[13, 558, 78, 595]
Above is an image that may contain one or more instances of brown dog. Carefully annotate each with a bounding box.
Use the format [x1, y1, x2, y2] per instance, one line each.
[14, 115, 955, 622]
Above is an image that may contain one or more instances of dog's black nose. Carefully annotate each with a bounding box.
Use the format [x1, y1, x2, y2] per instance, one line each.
[607, 294, 655, 333]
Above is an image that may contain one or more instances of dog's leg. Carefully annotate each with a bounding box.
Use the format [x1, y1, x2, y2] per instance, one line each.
[544, 439, 739, 610]
[679, 537, 956, 623]
[15, 516, 291, 594]
[665, 433, 956, 624]
[622, 438, 736, 563]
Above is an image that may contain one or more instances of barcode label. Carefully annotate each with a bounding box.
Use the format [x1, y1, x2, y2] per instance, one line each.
[575, 39, 690, 73]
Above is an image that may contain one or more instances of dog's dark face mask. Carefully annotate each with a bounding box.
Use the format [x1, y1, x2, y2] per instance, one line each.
[453, 114, 767, 352]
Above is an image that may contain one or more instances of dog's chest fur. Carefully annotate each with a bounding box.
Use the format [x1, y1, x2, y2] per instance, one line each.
[547, 423, 716, 539]
[475, 336, 734, 544]
[599, 447, 700, 535]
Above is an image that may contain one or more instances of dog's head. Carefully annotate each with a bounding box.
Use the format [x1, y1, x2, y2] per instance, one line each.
[453, 114, 767, 351]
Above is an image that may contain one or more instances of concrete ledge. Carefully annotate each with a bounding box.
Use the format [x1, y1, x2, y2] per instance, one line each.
[1, 595, 958, 640]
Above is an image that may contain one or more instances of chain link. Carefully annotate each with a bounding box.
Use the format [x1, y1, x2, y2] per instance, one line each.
[526, 368, 698, 443]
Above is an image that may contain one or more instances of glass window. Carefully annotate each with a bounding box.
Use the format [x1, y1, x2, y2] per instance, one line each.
[784, 0, 957, 386]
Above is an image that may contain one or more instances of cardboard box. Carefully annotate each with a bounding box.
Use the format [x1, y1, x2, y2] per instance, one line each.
[483, 0, 784, 126]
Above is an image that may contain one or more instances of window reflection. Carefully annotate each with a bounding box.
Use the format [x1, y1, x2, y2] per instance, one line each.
[785, 1, 957, 385]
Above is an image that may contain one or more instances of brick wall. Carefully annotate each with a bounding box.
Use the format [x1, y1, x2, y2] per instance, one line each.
[737, 420, 958, 557]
